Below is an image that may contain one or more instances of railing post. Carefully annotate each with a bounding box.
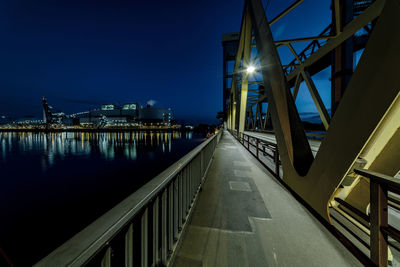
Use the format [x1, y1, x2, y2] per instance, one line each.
[152, 198, 159, 267]
[168, 183, 174, 252]
[101, 246, 112, 267]
[370, 181, 388, 267]
[178, 172, 183, 230]
[182, 168, 187, 222]
[188, 163, 192, 205]
[173, 178, 179, 240]
[247, 136, 250, 150]
[125, 224, 133, 267]
[161, 189, 168, 265]
[256, 138, 259, 158]
[141, 208, 148, 267]
[200, 150, 204, 177]
[186, 165, 190, 212]
[274, 146, 279, 178]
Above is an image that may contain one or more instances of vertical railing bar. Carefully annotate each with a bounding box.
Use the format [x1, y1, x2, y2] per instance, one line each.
[200, 150, 204, 178]
[168, 183, 174, 252]
[101, 246, 111, 267]
[141, 208, 148, 267]
[174, 176, 179, 240]
[152, 197, 159, 267]
[178, 172, 183, 229]
[161, 189, 167, 265]
[182, 167, 187, 221]
[274, 145, 279, 178]
[186, 164, 190, 212]
[197, 154, 201, 187]
[195, 156, 199, 190]
[125, 224, 133, 267]
[188, 163, 191, 206]
[256, 138, 259, 158]
[190, 162, 193, 203]
[370, 181, 388, 266]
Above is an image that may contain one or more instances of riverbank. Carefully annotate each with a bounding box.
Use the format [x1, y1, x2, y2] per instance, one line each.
[0, 127, 192, 133]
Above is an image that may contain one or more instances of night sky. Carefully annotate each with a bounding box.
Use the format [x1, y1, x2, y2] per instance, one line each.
[0, 0, 332, 124]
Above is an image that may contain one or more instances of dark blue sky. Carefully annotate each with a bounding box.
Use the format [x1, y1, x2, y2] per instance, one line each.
[0, 0, 332, 123]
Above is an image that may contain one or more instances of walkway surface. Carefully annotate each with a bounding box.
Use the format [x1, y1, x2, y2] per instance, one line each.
[172, 131, 362, 267]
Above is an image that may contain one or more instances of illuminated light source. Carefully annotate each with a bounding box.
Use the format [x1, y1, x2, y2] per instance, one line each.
[246, 65, 256, 74]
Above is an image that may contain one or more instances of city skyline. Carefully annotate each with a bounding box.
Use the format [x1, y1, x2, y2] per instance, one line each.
[0, 0, 332, 124]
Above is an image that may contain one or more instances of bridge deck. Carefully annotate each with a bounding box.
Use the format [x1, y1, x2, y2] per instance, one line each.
[172, 131, 361, 267]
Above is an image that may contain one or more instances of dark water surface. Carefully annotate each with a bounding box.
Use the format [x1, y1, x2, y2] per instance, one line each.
[0, 131, 204, 266]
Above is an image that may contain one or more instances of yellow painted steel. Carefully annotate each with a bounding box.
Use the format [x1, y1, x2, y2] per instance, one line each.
[238, 7, 252, 134]
[234, 0, 400, 223]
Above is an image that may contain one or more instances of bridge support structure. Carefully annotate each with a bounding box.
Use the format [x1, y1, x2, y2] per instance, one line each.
[227, 0, 400, 228]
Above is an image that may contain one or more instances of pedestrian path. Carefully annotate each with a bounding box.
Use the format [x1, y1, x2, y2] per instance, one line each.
[172, 131, 362, 267]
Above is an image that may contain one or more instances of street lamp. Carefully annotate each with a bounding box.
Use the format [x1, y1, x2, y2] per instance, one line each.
[246, 65, 256, 74]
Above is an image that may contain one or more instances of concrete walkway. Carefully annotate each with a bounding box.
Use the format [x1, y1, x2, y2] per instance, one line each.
[172, 131, 362, 267]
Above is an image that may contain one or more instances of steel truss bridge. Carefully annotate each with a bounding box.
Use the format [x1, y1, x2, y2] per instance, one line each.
[226, 0, 400, 266]
[29, 0, 400, 267]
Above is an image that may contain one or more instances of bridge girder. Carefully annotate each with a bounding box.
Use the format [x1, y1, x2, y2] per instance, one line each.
[227, 0, 400, 222]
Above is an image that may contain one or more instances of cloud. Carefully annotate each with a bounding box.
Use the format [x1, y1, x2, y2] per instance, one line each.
[147, 99, 157, 106]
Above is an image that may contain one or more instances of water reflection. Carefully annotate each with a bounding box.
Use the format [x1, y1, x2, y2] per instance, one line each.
[0, 131, 188, 170]
[0, 130, 202, 266]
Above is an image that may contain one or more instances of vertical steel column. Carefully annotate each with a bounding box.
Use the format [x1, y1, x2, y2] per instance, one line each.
[232, 94, 237, 131]
[161, 190, 168, 265]
[141, 208, 148, 267]
[331, 0, 353, 116]
[152, 198, 159, 266]
[370, 181, 388, 266]
[125, 224, 133, 267]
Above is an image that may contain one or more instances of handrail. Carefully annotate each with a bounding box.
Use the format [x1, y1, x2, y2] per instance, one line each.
[35, 131, 222, 266]
[354, 168, 400, 266]
[229, 130, 280, 179]
[354, 168, 400, 193]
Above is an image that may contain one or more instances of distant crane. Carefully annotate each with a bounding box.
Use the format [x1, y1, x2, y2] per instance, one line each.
[42, 97, 52, 124]
[42, 97, 65, 126]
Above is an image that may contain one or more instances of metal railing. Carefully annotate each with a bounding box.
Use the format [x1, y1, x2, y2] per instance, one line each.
[35, 131, 222, 267]
[353, 168, 400, 267]
[229, 130, 280, 178]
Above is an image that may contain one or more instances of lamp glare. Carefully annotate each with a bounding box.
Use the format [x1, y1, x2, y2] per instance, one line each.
[247, 66, 255, 73]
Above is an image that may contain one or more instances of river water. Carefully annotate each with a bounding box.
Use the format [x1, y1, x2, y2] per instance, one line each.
[0, 131, 204, 266]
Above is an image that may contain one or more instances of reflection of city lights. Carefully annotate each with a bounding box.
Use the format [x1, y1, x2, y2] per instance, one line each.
[0, 130, 185, 167]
